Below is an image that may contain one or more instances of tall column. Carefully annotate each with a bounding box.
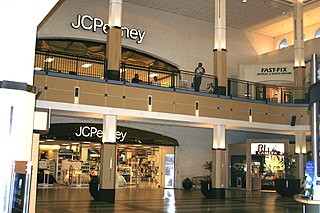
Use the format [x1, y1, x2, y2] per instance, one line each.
[0, 1, 59, 212]
[106, 0, 123, 80]
[293, 0, 306, 101]
[99, 115, 117, 203]
[213, 0, 227, 94]
[295, 132, 307, 180]
[212, 125, 226, 199]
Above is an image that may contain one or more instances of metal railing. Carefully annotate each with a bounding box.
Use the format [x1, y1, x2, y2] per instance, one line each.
[34, 50, 309, 104]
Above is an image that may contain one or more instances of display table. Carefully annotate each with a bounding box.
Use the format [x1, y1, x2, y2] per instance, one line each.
[294, 194, 320, 213]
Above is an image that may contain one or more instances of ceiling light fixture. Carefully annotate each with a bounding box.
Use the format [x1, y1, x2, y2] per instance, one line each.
[81, 63, 92, 68]
[44, 58, 54, 63]
[149, 74, 158, 78]
[243, 0, 247, 2]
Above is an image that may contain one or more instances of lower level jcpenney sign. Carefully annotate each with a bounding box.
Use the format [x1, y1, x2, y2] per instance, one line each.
[75, 126, 127, 142]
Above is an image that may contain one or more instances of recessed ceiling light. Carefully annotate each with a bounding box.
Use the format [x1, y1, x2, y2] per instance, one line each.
[72, 142, 79, 145]
[83, 141, 91, 144]
[81, 63, 92, 68]
[282, 11, 286, 14]
[45, 139, 55, 142]
[149, 74, 158, 78]
[39, 141, 45, 143]
[62, 144, 69, 146]
[243, 0, 247, 2]
[44, 58, 54, 63]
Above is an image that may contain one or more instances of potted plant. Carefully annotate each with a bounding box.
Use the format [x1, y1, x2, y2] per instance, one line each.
[275, 152, 301, 197]
[200, 161, 213, 198]
[182, 177, 193, 190]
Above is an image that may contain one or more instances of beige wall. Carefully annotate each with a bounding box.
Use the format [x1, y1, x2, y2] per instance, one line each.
[34, 74, 310, 126]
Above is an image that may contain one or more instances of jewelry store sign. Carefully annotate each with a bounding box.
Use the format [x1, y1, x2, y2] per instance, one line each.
[71, 14, 146, 44]
[251, 143, 284, 155]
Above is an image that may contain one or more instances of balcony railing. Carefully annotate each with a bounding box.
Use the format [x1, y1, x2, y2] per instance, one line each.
[34, 50, 309, 104]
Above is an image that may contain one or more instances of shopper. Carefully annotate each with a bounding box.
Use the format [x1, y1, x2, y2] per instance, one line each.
[194, 62, 205, 92]
[152, 76, 160, 86]
[131, 73, 140, 83]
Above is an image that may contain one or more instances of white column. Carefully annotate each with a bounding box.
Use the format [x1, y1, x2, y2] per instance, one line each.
[213, 125, 226, 149]
[212, 125, 226, 199]
[293, 0, 305, 68]
[295, 132, 307, 180]
[0, 2, 59, 211]
[214, 0, 226, 50]
[29, 134, 40, 213]
[99, 115, 117, 203]
[106, 0, 123, 80]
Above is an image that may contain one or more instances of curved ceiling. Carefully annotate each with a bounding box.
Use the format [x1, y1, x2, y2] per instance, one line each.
[36, 39, 179, 71]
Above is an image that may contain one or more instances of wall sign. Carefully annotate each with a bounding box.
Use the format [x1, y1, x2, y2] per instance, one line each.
[75, 126, 127, 142]
[243, 63, 294, 83]
[71, 14, 146, 44]
[251, 143, 284, 155]
[257, 67, 292, 76]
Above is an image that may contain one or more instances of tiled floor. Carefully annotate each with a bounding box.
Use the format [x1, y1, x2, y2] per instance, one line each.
[36, 185, 303, 213]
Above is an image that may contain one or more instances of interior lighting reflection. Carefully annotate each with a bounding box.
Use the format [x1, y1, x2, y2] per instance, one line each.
[34, 67, 42, 71]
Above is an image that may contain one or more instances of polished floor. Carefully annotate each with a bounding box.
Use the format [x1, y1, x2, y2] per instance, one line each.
[36, 184, 303, 213]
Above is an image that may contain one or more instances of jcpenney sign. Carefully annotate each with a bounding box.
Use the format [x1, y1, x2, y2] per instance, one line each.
[71, 14, 146, 44]
[75, 126, 127, 142]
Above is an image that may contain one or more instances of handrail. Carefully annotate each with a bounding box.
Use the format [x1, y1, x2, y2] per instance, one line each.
[34, 50, 309, 104]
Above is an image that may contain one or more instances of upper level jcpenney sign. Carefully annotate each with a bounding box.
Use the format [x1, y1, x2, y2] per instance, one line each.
[70, 14, 146, 44]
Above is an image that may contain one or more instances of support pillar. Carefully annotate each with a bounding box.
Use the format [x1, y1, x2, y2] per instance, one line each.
[106, 0, 122, 80]
[212, 125, 226, 199]
[99, 115, 117, 203]
[293, 0, 306, 102]
[213, 0, 227, 95]
[0, 2, 59, 212]
[29, 134, 40, 213]
[295, 132, 307, 180]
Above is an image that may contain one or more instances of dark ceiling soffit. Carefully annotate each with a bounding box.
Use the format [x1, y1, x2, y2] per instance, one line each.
[42, 123, 179, 146]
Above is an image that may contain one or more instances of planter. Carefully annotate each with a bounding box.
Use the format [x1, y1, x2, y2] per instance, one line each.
[275, 179, 301, 197]
[201, 180, 225, 199]
[182, 178, 193, 190]
[201, 180, 213, 198]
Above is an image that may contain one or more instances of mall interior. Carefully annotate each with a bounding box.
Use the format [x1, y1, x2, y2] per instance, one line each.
[1, 0, 320, 212]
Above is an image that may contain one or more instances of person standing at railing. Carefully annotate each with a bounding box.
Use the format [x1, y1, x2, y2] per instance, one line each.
[131, 73, 140, 83]
[194, 62, 205, 92]
[152, 76, 160, 86]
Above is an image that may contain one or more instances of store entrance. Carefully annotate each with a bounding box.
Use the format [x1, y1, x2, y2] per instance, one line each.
[117, 145, 175, 188]
[37, 123, 178, 189]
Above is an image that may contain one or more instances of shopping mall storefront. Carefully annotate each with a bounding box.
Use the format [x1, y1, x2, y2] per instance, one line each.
[38, 123, 178, 189]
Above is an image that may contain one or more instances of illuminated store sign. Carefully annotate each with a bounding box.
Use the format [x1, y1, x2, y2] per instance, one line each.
[75, 126, 127, 142]
[251, 143, 284, 155]
[71, 14, 146, 44]
[257, 67, 293, 76]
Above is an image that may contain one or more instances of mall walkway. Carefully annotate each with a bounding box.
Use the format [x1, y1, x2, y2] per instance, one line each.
[36, 186, 302, 213]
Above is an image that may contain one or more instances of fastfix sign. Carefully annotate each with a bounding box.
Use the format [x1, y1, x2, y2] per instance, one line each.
[75, 126, 127, 142]
[71, 14, 146, 44]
